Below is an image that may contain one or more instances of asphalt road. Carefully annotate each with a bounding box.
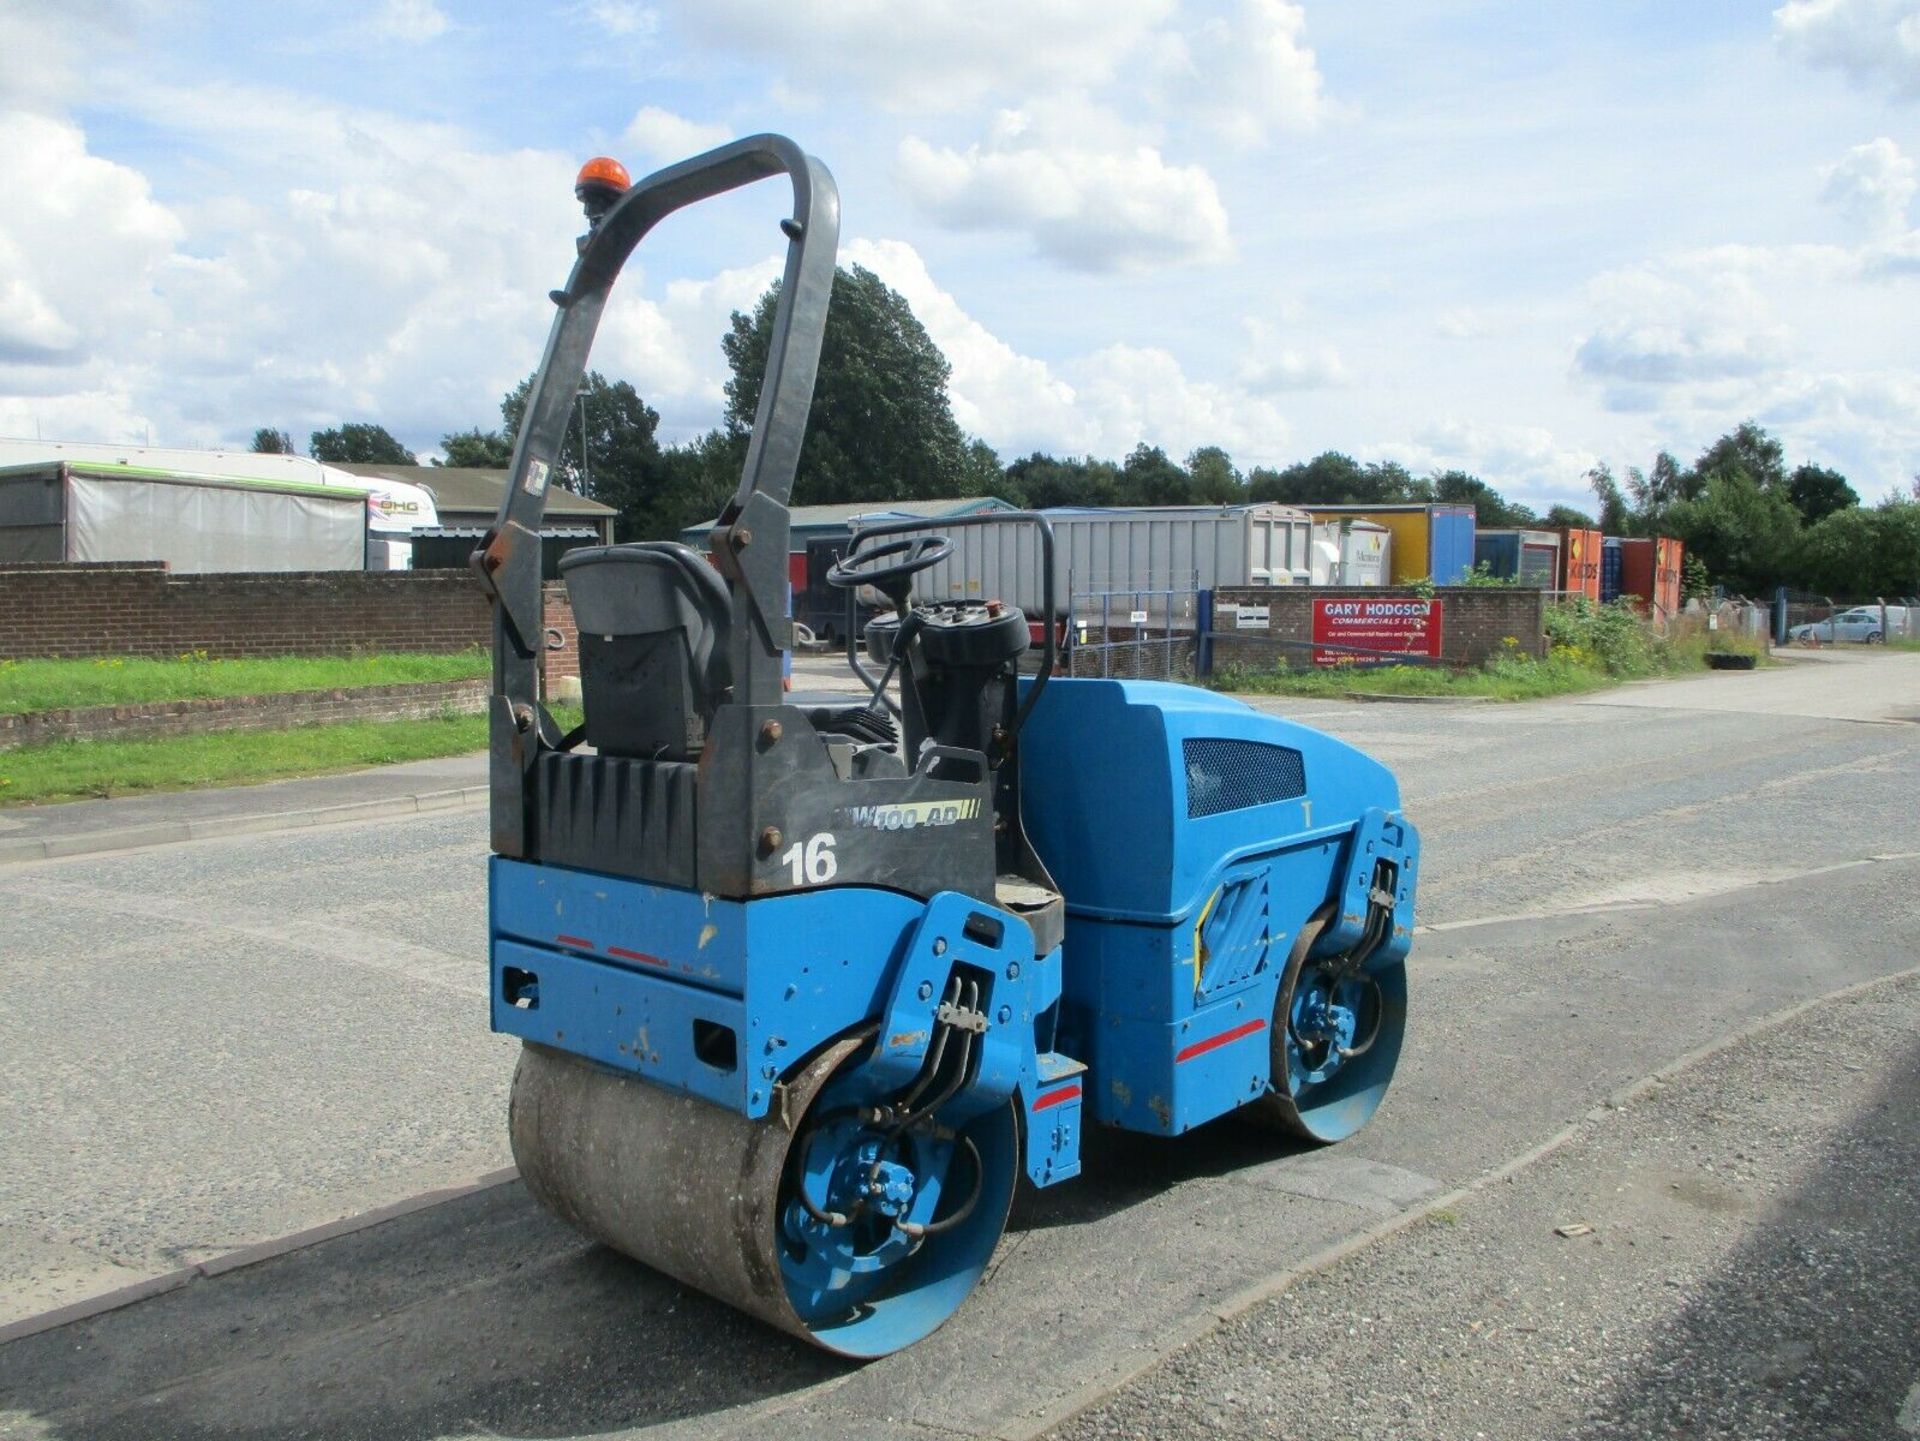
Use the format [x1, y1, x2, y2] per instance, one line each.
[1, 649, 1917, 1440]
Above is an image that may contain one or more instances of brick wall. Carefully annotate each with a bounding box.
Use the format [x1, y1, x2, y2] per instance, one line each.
[1208, 585, 1546, 670]
[542, 580, 579, 682]
[1, 679, 489, 749]
[0, 563, 492, 661]
[0, 563, 591, 678]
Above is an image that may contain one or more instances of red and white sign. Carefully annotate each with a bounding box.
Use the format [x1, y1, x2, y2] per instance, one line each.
[1311, 598, 1444, 667]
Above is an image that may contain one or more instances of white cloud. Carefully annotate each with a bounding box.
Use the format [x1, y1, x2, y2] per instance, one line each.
[0, 99, 599, 452]
[1380, 420, 1600, 509]
[898, 113, 1231, 271]
[581, 1, 658, 37]
[841, 238, 1085, 453]
[1775, 0, 1920, 95]
[665, 0, 1175, 112]
[0, 0, 153, 112]
[1575, 257, 1797, 386]
[1237, 320, 1347, 391]
[1068, 345, 1291, 462]
[1151, 0, 1326, 142]
[1821, 137, 1917, 236]
[621, 106, 732, 162]
[372, 0, 449, 43]
[0, 113, 182, 367]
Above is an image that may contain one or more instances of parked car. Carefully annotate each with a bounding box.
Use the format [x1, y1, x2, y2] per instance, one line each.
[1788, 605, 1907, 643]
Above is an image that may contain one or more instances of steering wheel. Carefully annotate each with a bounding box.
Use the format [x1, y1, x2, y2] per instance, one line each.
[826, 534, 953, 592]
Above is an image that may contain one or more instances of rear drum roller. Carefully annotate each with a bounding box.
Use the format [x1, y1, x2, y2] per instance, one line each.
[1252, 911, 1407, 1143]
[510, 1037, 1017, 1358]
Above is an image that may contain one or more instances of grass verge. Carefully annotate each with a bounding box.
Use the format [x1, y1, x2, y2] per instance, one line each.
[0, 650, 490, 715]
[1218, 654, 1614, 702]
[0, 705, 581, 808]
[1218, 599, 1777, 703]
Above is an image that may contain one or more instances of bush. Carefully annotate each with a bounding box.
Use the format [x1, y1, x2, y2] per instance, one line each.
[1544, 598, 1661, 676]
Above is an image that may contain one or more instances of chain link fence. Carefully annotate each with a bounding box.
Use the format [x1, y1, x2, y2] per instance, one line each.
[1778, 592, 1917, 645]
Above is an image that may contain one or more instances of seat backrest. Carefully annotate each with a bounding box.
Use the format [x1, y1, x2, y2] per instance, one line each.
[559, 543, 732, 758]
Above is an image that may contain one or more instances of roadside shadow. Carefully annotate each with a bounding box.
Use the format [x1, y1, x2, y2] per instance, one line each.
[1576, 1033, 1920, 1438]
[1011, 1108, 1315, 1233]
[0, 1182, 846, 1441]
[0, 1110, 1310, 1441]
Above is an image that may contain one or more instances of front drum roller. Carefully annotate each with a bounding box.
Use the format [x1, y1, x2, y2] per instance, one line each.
[509, 1036, 1018, 1359]
[1251, 909, 1407, 1143]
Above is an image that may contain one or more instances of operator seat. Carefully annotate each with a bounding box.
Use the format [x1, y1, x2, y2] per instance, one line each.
[559, 542, 731, 759]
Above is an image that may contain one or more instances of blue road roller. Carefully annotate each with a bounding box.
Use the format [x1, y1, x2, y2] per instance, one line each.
[474, 136, 1420, 1358]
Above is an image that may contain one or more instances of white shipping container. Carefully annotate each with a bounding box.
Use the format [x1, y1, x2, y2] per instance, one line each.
[852, 505, 1315, 621]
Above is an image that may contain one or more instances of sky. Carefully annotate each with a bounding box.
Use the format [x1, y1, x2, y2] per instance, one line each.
[3, 0, 1919, 514]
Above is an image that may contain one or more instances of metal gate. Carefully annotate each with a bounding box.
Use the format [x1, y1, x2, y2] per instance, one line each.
[1066, 577, 1201, 680]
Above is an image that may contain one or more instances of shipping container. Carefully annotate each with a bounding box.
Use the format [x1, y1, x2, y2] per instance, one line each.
[1615, 537, 1684, 619]
[1309, 519, 1391, 585]
[853, 504, 1316, 620]
[1601, 537, 1623, 603]
[1474, 528, 1563, 587]
[1303, 504, 1476, 585]
[0, 462, 368, 573]
[1560, 527, 1603, 601]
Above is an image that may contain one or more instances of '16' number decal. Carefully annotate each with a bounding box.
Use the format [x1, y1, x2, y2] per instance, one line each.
[780, 832, 838, 886]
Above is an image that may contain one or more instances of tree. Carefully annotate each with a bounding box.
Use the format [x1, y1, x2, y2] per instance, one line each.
[1247, 452, 1425, 507]
[1185, 446, 1243, 504]
[1785, 463, 1858, 526]
[1663, 466, 1801, 594]
[251, 427, 293, 454]
[1587, 463, 1632, 534]
[723, 264, 969, 506]
[1118, 444, 1192, 507]
[1429, 469, 1537, 527]
[1544, 504, 1598, 529]
[959, 438, 1005, 497]
[1690, 421, 1786, 494]
[1002, 453, 1120, 508]
[502, 370, 670, 536]
[437, 427, 513, 468]
[309, 423, 415, 465]
[1798, 497, 1920, 597]
[1625, 450, 1689, 529]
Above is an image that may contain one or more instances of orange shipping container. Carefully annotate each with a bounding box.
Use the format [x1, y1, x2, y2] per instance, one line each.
[1559, 527, 1602, 601]
[1618, 537, 1684, 621]
[1654, 536, 1682, 617]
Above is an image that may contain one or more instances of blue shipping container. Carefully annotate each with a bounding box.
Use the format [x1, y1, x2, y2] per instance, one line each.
[1475, 531, 1521, 580]
[1430, 507, 1476, 585]
[1600, 537, 1623, 603]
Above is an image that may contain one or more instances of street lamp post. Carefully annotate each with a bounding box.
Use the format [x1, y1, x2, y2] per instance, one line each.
[576, 385, 592, 497]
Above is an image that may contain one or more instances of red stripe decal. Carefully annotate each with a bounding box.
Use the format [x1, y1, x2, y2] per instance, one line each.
[1175, 1017, 1267, 1064]
[555, 934, 595, 951]
[607, 945, 669, 968]
[1032, 1083, 1082, 1112]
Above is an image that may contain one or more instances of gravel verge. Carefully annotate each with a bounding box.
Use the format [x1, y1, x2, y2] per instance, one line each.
[1055, 974, 1920, 1441]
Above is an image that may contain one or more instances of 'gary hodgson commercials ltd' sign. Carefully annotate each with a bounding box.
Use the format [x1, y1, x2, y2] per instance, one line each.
[1311, 598, 1444, 668]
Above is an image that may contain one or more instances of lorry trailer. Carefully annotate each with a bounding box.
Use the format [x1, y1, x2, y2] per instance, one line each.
[0, 438, 438, 569]
[850, 503, 1316, 622]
